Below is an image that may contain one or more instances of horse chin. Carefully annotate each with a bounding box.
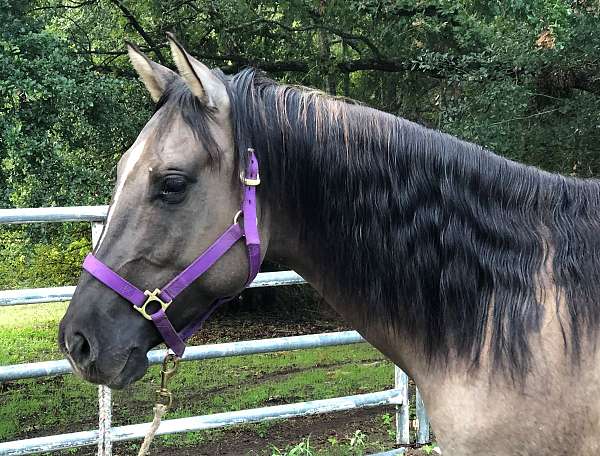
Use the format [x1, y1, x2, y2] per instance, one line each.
[105, 347, 149, 389]
[69, 346, 149, 389]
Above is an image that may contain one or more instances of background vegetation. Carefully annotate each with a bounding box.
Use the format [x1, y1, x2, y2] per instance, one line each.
[1, 0, 600, 286]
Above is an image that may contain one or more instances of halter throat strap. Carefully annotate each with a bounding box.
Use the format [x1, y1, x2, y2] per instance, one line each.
[82, 149, 261, 357]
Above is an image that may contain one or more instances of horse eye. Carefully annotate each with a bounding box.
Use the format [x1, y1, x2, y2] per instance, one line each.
[160, 175, 187, 201]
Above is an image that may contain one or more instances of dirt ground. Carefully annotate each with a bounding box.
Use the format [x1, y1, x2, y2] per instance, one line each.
[151, 408, 398, 455]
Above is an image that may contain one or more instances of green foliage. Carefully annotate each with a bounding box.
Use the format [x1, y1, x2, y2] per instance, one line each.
[271, 429, 373, 455]
[271, 438, 315, 456]
[1, 0, 600, 288]
[0, 228, 89, 288]
[18, 0, 600, 178]
[380, 413, 396, 440]
[0, 1, 148, 208]
[0, 0, 149, 287]
[421, 443, 438, 454]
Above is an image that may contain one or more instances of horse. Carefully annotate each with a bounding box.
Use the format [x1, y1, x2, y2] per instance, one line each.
[58, 34, 600, 455]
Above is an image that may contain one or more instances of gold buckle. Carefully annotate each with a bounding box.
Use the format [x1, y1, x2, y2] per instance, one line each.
[240, 171, 260, 186]
[136, 288, 172, 320]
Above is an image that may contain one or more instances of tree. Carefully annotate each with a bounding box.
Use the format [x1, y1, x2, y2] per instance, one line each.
[0, 0, 148, 287]
[2, 0, 600, 287]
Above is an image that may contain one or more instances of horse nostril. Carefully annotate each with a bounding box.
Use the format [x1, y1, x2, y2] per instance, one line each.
[68, 332, 95, 369]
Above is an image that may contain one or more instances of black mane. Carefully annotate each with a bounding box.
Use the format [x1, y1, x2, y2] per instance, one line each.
[171, 68, 600, 378]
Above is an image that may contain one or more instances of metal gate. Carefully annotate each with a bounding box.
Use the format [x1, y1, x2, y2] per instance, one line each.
[0, 206, 430, 455]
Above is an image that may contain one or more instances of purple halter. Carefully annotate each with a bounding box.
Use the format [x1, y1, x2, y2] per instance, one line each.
[81, 149, 261, 357]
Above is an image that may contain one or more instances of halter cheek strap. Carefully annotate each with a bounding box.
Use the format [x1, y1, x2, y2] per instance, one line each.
[82, 149, 261, 357]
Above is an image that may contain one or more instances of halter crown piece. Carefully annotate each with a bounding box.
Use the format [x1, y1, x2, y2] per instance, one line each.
[82, 148, 261, 357]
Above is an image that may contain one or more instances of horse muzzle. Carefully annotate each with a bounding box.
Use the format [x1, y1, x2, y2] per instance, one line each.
[58, 313, 151, 389]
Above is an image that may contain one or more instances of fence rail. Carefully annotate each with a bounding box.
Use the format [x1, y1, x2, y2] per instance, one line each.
[1, 386, 402, 455]
[0, 205, 108, 224]
[0, 331, 364, 381]
[0, 270, 305, 306]
[0, 205, 429, 455]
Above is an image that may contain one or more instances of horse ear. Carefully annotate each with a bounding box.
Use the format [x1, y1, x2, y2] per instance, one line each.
[166, 32, 229, 109]
[126, 42, 176, 103]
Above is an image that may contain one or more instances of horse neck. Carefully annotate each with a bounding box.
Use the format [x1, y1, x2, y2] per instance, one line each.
[259, 101, 461, 368]
[252, 79, 600, 376]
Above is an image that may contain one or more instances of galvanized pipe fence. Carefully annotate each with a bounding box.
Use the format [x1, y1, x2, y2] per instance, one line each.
[0, 206, 430, 455]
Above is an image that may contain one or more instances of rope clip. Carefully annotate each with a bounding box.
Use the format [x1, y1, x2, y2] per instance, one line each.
[156, 353, 179, 409]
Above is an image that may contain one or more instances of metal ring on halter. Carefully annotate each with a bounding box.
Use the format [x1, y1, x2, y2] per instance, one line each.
[233, 210, 242, 225]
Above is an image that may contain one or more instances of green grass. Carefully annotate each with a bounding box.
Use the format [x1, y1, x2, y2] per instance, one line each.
[271, 431, 380, 456]
[0, 303, 396, 454]
[0, 302, 68, 364]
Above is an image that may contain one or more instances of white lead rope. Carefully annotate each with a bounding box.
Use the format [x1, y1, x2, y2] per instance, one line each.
[137, 353, 179, 455]
[137, 403, 169, 456]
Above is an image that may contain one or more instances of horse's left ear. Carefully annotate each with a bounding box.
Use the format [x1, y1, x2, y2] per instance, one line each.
[126, 41, 177, 103]
[166, 32, 229, 110]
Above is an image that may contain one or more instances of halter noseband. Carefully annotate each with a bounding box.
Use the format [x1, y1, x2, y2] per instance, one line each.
[81, 149, 261, 357]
